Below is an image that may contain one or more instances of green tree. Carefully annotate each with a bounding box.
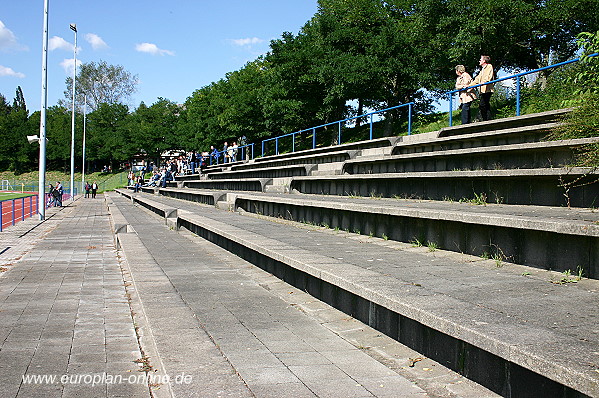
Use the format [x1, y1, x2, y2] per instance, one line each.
[86, 103, 132, 170]
[45, 106, 73, 171]
[12, 86, 26, 113]
[61, 60, 139, 112]
[128, 98, 180, 163]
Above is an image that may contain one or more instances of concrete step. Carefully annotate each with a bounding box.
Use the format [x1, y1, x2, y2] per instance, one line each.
[357, 147, 394, 157]
[290, 167, 599, 208]
[183, 178, 271, 192]
[311, 161, 345, 176]
[394, 122, 561, 155]
[437, 108, 571, 138]
[113, 189, 599, 398]
[231, 150, 357, 172]
[346, 137, 599, 174]
[207, 164, 317, 180]
[264, 177, 292, 193]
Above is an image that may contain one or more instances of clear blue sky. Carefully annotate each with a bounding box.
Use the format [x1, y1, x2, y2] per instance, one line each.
[1, 1, 318, 112]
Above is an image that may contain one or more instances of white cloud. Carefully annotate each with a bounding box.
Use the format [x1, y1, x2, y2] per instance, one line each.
[49, 36, 75, 52]
[60, 58, 82, 76]
[231, 37, 264, 47]
[0, 65, 25, 78]
[135, 42, 174, 56]
[0, 20, 26, 51]
[85, 33, 109, 50]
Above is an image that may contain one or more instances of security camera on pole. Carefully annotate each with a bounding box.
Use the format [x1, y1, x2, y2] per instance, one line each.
[69, 23, 77, 201]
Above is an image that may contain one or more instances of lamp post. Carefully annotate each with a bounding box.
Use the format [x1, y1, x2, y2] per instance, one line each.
[81, 95, 86, 194]
[69, 23, 77, 201]
[38, 0, 49, 220]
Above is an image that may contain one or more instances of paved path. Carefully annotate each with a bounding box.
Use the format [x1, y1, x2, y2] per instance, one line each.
[109, 193, 497, 397]
[114, 189, 599, 397]
[0, 195, 497, 397]
[0, 198, 148, 398]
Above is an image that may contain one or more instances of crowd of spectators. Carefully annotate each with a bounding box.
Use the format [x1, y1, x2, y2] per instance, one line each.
[128, 136, 250, 190]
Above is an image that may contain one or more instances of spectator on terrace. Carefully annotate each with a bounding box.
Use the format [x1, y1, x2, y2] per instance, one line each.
[223, 142, 230, 163]
[134, 176, 143, 193]
[91, 182, 98, 199]
[470, 55, 494, 121]
[210, 146, 218, 164]
[455, 65, 476, 125]
[47, 184, 55, 207]
[229, 141, 238, 162]
[55, 181, 63, 206]
[146, 171, 161, 187]
[190, 151, 197, 174]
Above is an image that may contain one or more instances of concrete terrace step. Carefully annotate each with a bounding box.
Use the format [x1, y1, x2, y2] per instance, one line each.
[120, 186, 599, 276]
[113, 189, 599, 397]
[182, 178, 271, 192]
[108, 193, 480, 397]
[346, 137, 599, 174]
[232, 192, 599, 279]
[230, 150, 358, 172]
[257, 136, 400, 163]
[393, 122, 560, 155]
[290, 167, 599, 208]
[437, 108, 571, 138]
[208, 164, 318, 180]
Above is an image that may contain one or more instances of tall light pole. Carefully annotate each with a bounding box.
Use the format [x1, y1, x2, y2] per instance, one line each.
[38, 0, 49, 220]
[81, 94, 86, 194]
[69, 23, 77, 201]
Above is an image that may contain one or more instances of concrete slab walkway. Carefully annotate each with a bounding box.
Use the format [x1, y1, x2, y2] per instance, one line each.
[1, 195, 497, 397]
[109, 193, 497, 397]
[114, 189, 599, 397]
[0, 198, 148, 398]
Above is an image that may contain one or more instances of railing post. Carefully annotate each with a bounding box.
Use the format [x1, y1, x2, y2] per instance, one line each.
[516, 77, 521, 117]
[292, 133, 296, 152]
[275, 138, 279, 155]
[30, 195, 33, 217]
[12, 199, 16, 226]
[312, 128, 316, 149]
[251, 143, 254, 160]
[408, 103, 413, 135]
[449, 94, 453, 127]
[1, 201, 3, 232]
[369, 114, 373, 140]
[22, 197, 25, 221]
[338, 122, 342, 145]
[261, 141, 265, 157]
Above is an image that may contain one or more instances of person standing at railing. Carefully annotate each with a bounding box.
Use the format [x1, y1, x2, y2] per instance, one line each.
[55, 181, 63, 207]
[455, 65, 476, 124]
[470, 55, 494, 121]
[230, 141, 238, 162]
[47, 184, 55, 207]
[223, 142, 230, 163]
[210, 145, 218, 165]
[239, 135, 248, 160]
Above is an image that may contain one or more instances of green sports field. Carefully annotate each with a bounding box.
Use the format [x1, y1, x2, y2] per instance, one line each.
[0, 192, 36, 201]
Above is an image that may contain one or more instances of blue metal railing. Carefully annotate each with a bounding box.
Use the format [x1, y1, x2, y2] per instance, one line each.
[260, 102, 413, 157]
[449, 53, 599, 126]
[0, 194, 38, 232]
[210, 143, 255, 165]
